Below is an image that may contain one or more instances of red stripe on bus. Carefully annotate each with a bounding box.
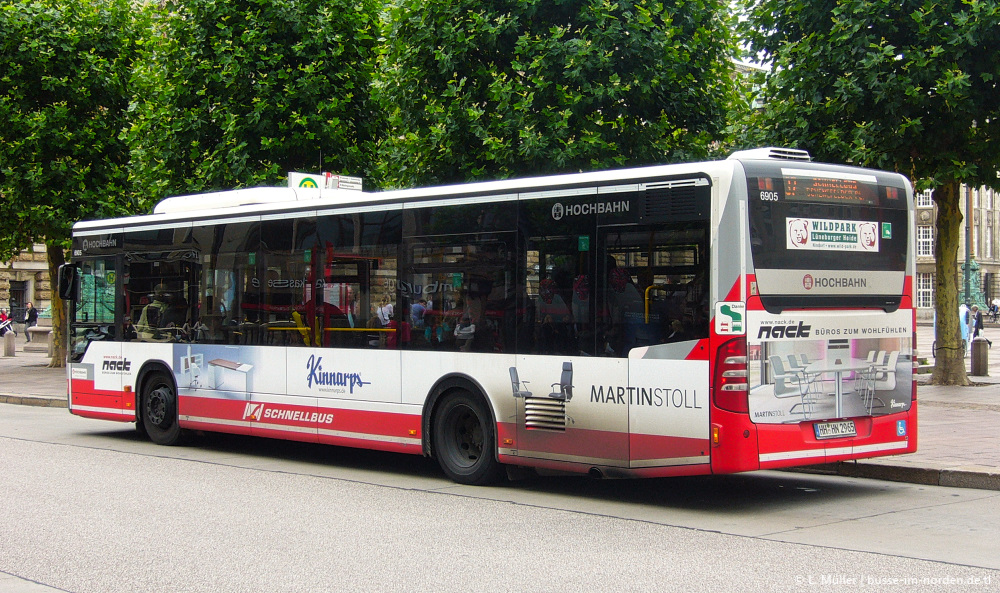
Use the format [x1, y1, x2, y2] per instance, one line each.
[685, 338, 711, 360]
[70, 379, 127, 399]
[69, 380, 125, 414]
[515, 427, 628, 461]
[722, 277, 743, 303]
[629, 433, 710, 461]
[72, 410, 131, 422]
[176, 394, 422, 440]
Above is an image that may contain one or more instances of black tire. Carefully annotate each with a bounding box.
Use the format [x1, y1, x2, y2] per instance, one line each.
[141, 371, 182, 446]
[135, 416, 149, 439]
[432, 390, 504, 485]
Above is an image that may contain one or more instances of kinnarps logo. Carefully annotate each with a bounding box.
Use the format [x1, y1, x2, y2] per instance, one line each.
[305, 355, 370, 393]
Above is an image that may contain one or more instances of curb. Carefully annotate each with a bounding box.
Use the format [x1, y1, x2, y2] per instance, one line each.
[793, 461, 1000, 491]
[0, 394, 67, 408]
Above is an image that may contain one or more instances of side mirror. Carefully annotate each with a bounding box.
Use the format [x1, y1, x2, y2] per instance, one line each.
[58, 264, 79, 301]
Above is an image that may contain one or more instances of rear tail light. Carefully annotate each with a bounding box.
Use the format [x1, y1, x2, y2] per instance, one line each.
[713, 337, 748, 413]
[912, 323, 918, 402]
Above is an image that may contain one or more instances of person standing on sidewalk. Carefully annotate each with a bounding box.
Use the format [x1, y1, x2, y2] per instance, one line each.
[959, 303, 971, 356]
[23, 302, 38, 342]
[972, 305, 992, 347]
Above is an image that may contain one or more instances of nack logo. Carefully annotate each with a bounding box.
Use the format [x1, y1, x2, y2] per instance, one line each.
[305, 355, 370, 393]
[102, 359, 131, 372]
[756, 322, 811, 339]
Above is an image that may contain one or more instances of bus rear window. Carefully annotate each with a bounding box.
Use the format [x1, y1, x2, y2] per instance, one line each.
[744, 162, 909, 313]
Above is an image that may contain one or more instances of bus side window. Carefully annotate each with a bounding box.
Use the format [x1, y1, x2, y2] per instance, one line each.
[311, 208, 402, 350]
[524, 238, 595, 357]
[401, 232, 515, 354]
[599, 223, 710, 357]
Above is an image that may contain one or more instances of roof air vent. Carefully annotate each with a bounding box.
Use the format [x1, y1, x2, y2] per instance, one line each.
[728, 147, 812, 162]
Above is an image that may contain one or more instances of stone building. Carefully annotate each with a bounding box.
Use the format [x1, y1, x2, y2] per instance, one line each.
[914, 185, 1000, 322]
[1, 244, 52, 324]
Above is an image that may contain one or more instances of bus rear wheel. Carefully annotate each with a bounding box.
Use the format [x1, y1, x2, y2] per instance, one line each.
[432, 390, 504, 485]
[141, 371, 182, 446]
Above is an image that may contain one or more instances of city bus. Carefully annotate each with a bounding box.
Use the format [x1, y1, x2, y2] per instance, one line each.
[59, 147, 917, 484]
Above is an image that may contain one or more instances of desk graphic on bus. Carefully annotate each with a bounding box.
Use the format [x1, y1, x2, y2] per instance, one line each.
[746, 310, 912, 424]
[177, 346, 253, 393]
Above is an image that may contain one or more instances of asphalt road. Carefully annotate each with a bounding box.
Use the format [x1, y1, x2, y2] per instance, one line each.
[1, 405, 998, 593]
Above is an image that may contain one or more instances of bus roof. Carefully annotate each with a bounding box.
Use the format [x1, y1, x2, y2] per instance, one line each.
[72, 148, 826, 233]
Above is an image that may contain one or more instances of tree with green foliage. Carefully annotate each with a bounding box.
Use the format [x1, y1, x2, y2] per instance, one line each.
[376, 0, 737, 188]
[127, 0, 381, 200]
[0, 0, 146, 367]
[739, 0, 1000, 385]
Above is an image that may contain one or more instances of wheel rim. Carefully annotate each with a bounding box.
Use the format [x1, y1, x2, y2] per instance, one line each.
[146, 385, 172, 428]
[447, 404, 483, 468]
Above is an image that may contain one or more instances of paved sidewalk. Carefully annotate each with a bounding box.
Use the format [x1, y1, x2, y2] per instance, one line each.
[0, 347, 66, 406]
[2, 332, 1000, 491]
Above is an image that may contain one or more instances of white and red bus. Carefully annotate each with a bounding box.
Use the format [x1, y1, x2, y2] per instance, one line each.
[60, 147, 916, 484]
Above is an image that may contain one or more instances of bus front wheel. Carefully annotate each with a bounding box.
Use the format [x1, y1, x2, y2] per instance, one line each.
[141, 371, 182, 446]
[432, 390, 504, 485]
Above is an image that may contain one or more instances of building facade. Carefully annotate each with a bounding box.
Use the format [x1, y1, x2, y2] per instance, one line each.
[915, 185, 1000, 322]
[1, 244, 52, 323]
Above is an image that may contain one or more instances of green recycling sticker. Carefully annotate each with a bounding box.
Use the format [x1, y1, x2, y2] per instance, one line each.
[715, 301, 745, 335]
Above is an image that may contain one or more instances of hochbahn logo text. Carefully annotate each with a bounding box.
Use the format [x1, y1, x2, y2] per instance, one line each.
[82, 237, 118, 251]
[551, 200, 630, 220]
[802, 274, 867, 290]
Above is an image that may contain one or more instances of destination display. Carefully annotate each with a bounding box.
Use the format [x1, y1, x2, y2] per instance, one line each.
[781, 168, 879, 205]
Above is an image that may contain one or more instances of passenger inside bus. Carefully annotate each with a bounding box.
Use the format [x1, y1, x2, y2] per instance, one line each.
[136, 284, 171, 341]
[536, 271, 573, 355]
[121, 316, 138, 341]
[603, 257, 644, 356]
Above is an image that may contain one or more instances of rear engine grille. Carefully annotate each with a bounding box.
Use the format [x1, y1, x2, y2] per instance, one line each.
[524, 397, 567, 431]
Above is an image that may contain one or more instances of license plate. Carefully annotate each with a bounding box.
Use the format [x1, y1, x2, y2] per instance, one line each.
[814, 420, 857, 440]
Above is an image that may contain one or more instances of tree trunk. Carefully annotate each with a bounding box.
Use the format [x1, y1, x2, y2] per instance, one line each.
[930, 180, 969, 385]
[46, 243, 67, 369]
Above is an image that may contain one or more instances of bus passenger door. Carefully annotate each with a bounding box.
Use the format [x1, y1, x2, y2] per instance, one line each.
[69, 256, 126, 413]
[514, 226, 629, 468]
[598, 224, 713, 470]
